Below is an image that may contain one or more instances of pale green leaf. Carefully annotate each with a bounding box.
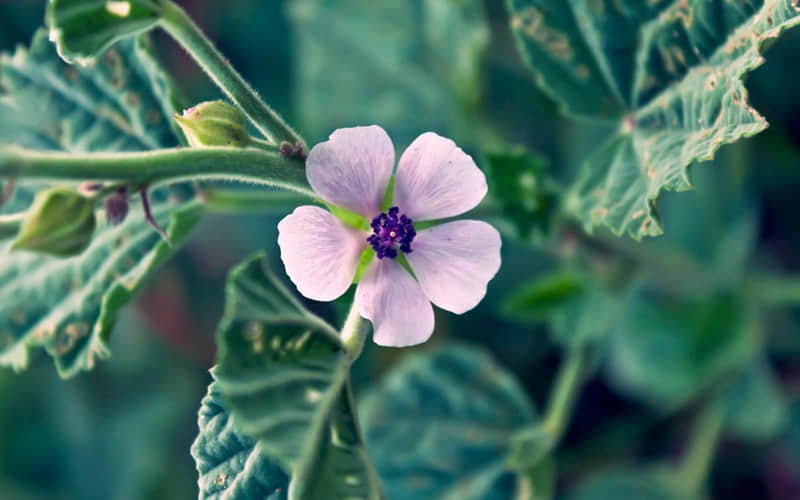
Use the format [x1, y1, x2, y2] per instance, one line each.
[191, 383, 289, 500]
[46, 0, 163, 65]
[289, 0, 489, 147]
[360, 344, 536, 500]
[212, 254, 384, 500]
[508, 0, 800, 238]
[0, 31, 201, 377]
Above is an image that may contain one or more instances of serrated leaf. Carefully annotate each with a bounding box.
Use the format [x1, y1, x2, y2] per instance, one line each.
[0, 31, 201, 377]
[212, 254, 384, 500]
[720, 359, 788, 441]
[360, 344, 536, 500]
[289, 0, 489, 147]
[191, 383, 289, 500]
[508, 0, 800, 238]
[607, 289, 759, 411]
[46, 0, 163, 65]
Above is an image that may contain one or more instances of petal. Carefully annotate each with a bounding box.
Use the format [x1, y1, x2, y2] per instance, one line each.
[393, 132, 487, 221]
[355, 259, 434, 347]
[306, 125, 395, 217]
[406, 220, 501, 314]
[277, 205, 367, 301]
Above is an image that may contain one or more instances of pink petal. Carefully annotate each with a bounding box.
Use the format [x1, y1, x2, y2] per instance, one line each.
[277, 205, 367, 301]
[355, 259, 434, 347]
[406, 220, 501, 314]
[306, 125, 395, 218]
[393, 132, 487, 221]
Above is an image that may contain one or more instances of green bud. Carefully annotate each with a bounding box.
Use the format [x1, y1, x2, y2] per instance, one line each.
[12, 187, 97, 257]
[174, 100, 250, 148]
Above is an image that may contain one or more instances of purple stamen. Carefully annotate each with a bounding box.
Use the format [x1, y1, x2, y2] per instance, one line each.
[367, 206, 416, 259]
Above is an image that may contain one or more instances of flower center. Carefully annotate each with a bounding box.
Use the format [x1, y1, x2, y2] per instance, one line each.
[367, 206, 416, 259]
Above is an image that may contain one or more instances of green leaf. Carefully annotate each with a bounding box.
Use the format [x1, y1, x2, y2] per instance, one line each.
[289, 0, 489, 147]
[212, 254, 384, 500]
[191, 383, 289, 500]
[0, 31, 201, 377]
[566, 466, 690, 500]
[46, 0, 163, 65]
[508, 0, 800, 238]
[360, 344, 536, 500]
[484, 148, 559, 240]
[607, 289, 759, 411]
[503, 270, 624, 347]
[720, 359, 788, 441]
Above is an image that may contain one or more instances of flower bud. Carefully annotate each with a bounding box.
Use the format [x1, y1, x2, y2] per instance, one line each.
[174, 100, 249, 148]
[104, 189, 129, 225]
[12, 187, 97, 257]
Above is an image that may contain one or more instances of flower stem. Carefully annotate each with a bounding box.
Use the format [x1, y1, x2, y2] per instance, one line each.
[0, 211, 24, 240]
[340, 299, 367, 360]
[747, 273, 800, 307]
[543, 344, 588, 439]
[675, 401, 724, 496]
[159, 1, 303, 146]
[0, 146, 314, 197]
[200, 188, 309, 214]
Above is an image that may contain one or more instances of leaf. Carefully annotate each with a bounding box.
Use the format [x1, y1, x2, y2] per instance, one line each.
[503, 270, 625, 347]
[565, 466, 690, 500]
[607, 289, 759, 411]
[483, 148, 559, 241]
[191, 383, 290, 500]
[289, 0, 489, 147]
[360, 344, 536, 500]
[720, 359, 788, 441]
[47, 0, 163, 65]
[0, 31, 201, 377]
[212, 254, 384, 500]
[508, 0, 800, 238]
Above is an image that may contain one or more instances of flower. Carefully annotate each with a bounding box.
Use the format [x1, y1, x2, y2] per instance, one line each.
[277, 126, 501, 347]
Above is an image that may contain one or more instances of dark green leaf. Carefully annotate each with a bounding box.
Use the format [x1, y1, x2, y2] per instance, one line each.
[191, 383, 289, 500]
[0, 31, 201, 377]
[289, 0, 489, 147]
[47, 0, 163, 64]
[607, 290, 759, 410]
[360, 344, 536, 500]
[212, 254, 384, 500]
[508, 0, 800, 238]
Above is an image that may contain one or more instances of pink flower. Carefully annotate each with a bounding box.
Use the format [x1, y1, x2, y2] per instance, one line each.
[277, 126, 501, 347]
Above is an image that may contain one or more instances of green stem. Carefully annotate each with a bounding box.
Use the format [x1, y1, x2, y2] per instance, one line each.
[1, 146, 314, 197]
[543, 345, 588, 439]
[159, 1, 303, 145]
[0, 211, 24, 239]
[340, 299, 367, 360]
[200, 188, 309, 213]
[675, 402, 724, 496]
[746, 273, 800, 307]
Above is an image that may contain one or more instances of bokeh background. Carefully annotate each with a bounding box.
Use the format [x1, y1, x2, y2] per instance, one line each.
[1, 0, 800, 499]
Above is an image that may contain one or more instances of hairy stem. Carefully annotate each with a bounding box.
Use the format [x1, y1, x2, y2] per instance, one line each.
[0, 146, 314, 197]
[543, 344, 588, 439]
[160, 1, 303, 145]
[200, 188, 309, 213]
[676, 401, 724, 495]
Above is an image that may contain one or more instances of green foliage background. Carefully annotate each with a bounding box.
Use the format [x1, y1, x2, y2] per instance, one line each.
[1, 0, 800, 499]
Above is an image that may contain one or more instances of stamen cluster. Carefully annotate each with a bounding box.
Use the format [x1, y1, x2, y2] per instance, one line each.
[367, 206, 416, 259]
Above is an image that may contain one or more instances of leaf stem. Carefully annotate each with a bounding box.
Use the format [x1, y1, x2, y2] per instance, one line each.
[543, 344, 588, 439]
[0, 211, 25, 239]
[675, 401, 724, 496]
[340, 299, 367, 360]
[0, 146, 314, 197]
[747, 273, 800, 307]
[159, 1, 303, 145]
[200, 188, 309, 214]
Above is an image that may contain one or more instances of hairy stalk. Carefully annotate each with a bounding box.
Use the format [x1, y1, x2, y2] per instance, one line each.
[159, 1, 303, 145]
[0, 146, 314, 197]
[340, 299, 367, 360]
[200, 188, 309, 213]
[543, 344, 588, 439]
[675, 401, 724, 496]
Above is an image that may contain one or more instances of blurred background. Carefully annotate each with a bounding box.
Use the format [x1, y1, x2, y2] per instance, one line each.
[1, 0, 800, 499]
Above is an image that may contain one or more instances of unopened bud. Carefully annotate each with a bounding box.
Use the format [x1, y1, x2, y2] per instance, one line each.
[104, 189, 129, 225]
[12, 187, 96, 257]
[175, 100, 249, 148]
